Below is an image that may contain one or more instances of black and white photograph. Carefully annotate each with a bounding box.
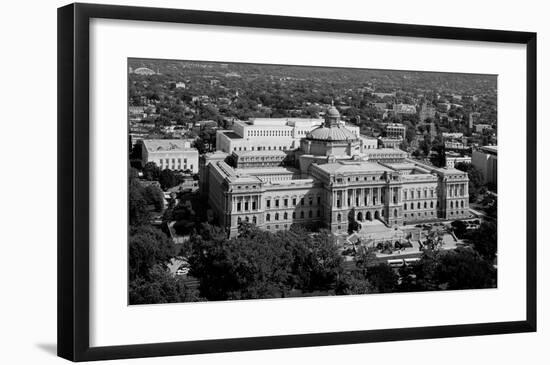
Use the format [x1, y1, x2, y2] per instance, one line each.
[127, 59, 498, 304]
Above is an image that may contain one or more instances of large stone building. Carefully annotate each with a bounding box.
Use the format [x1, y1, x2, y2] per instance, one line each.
[139, 139, 199, 173]
[202, 107, 469, 236]
[215, 117, 326, 153]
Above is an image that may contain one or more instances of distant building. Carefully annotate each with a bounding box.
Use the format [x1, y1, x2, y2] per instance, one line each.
[475, 124, 493, 133]
[393, 103, 417, 116]
[378, 137, 402, 149]
[472, 146, 497, 185]
[445, 153, 471, 168]
[372, 102, 389, 112]
[385, 123, 407, 139]
[468, 112, 481, 129]
[133, 67, 156, 76]
[139, 139, 199, 173]
[359, 136, 379, 151]
[445, 141, 468, 150]
[437, 102, 451, 112]
[215, 117, 329, 153]
[442, 132, 464, 139]
[373, 92, 396, 99]
[419, 102, 436, 122]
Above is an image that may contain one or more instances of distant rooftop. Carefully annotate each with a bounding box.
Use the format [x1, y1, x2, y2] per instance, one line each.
[141, 139, 195, 152]
[479, 145, 498, 155]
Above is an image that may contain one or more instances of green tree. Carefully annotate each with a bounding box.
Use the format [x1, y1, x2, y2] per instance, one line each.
[451, 220, 467, 238]
[129, 266, 201, 304]
[129, 225, 176, 281]
[144, 184, 164, 211]
[129, 168, 149, 226]
[159, 169, 177, 190]
[469, 221, 497, 262]
[143, 162, 160, 181]
[365, 263, 398, 293]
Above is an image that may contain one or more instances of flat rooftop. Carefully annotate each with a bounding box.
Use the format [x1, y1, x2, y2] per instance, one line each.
[315, 161, 392, 174]
[235, 166, 300, 175]
[141, 139, 195, 152]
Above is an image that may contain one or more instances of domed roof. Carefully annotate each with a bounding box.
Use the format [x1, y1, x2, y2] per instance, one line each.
[326, 106, 340, 118]
[306, 124, 358, 141]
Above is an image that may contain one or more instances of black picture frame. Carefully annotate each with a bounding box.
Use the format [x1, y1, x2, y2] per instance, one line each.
[58, 2, 537, 362]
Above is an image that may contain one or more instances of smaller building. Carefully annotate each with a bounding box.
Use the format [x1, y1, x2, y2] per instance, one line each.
[139, 139, 199, 173]
[393, 104, 417, 116]
[385, 123, 407, 139]
[445, 152, 472, 168]
[472, 146, 497, 185]
[475, 124, 493, 133]
[378, 137, 403, 149]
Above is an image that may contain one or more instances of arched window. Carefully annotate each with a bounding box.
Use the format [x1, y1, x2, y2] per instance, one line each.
[450, 201, 454, 209]
[394, 209, 398, 217]
[461, 201, 464, 208]
[410, 203, 414, 210]
[417, 202, 421, 209]
[283, 212, 288, 220]
[300, 211, 304, 219]
[430, 201, 434, 208]
[266, 214, 270, 221]
[337, 213, 341, 222]
[252, 216, 257, 224]
[275, 213, 279, 220]
[424, 202, 427, 209]
[292, 212, 296, 219]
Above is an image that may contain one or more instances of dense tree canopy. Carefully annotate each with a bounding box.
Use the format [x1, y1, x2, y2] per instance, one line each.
[188, 223, 344, 300]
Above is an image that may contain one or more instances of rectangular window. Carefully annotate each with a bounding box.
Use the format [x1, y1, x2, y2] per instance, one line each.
[275, 199, 279, 207]
[244, 202, 249, 211]
[252, 202, 256, 210]
[292, 198, 296, 206]
[237, 202, 241, 211]
[284, 199, 288, 207]
[266, 200, 271, 208]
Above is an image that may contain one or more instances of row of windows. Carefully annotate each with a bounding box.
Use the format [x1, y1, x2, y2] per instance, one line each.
[158, 158, 192, 170]
[247, 130, 292, 137]
[237, 216, 257, 224]
[236, 201, 257, 212]
[449, 200, 466, 209]
[266, 210, 320, 221]
[336, 175, 384, 183]
[233, 145, 289, 152]
[404, 212, 435, 218]
[403, 189, 435, 200]
[266, 196, 320, 208]
[404, 201, 437, 210]
[403, 210, 466, 219]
